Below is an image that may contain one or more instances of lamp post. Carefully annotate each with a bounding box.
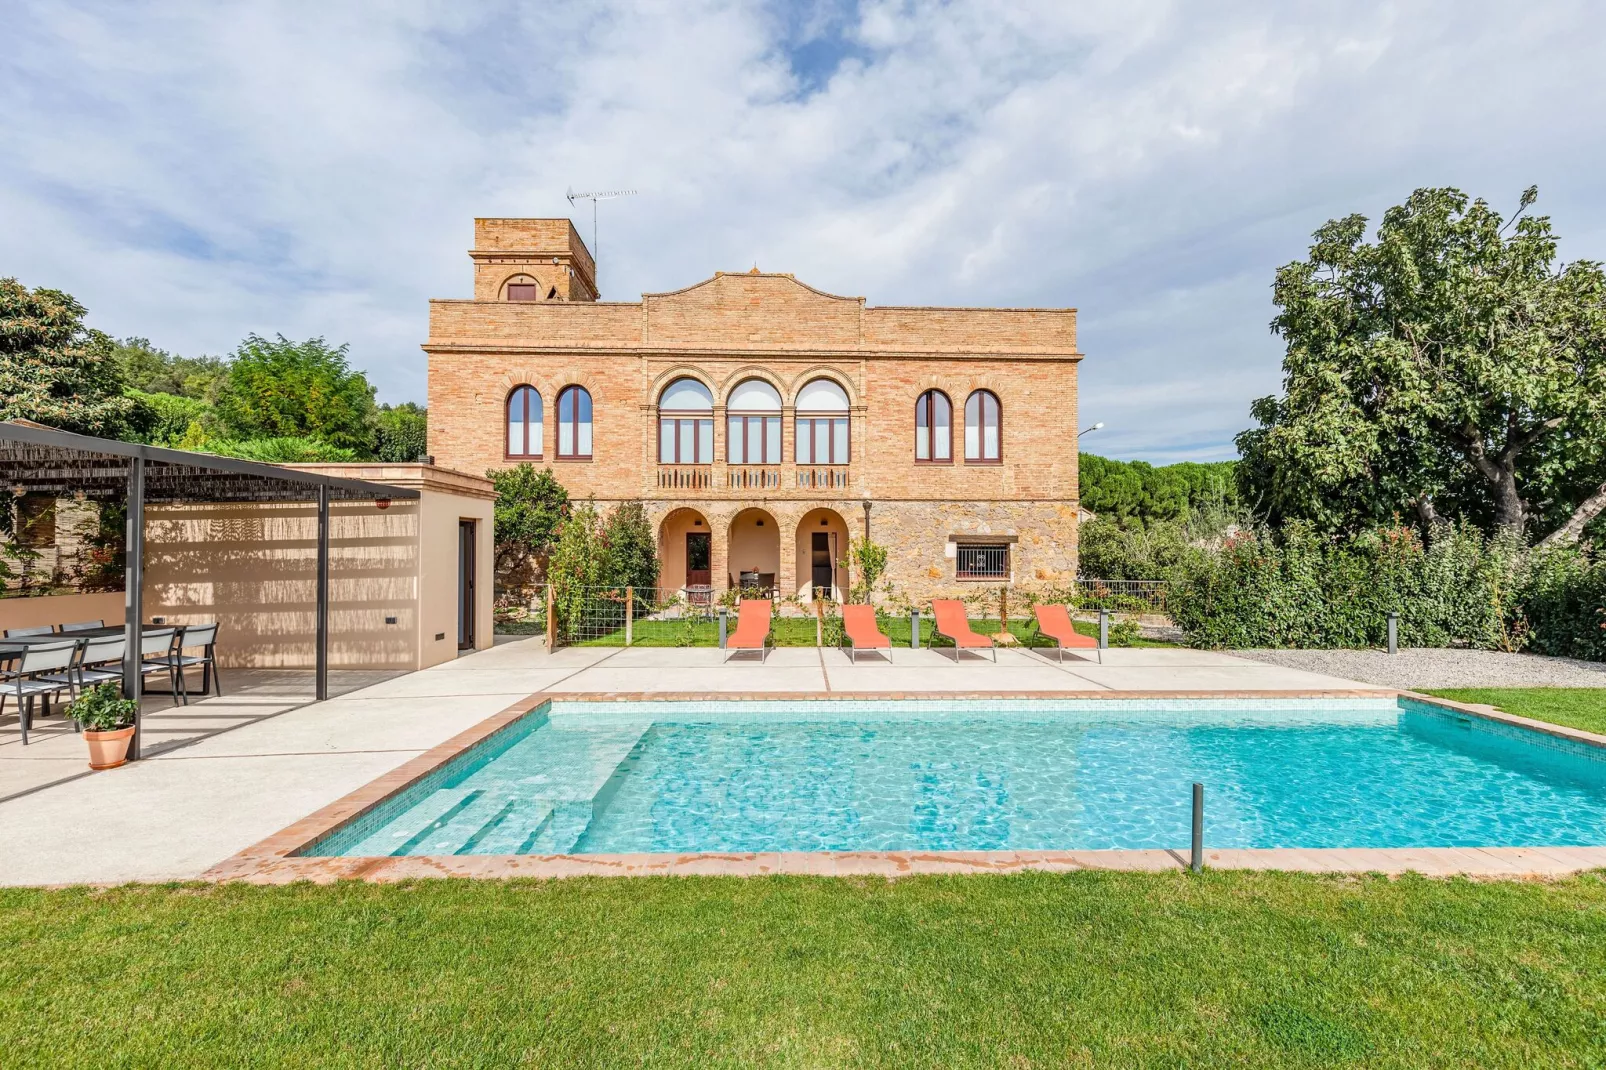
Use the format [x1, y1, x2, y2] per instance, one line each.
[1079, 421, 1105, 438]
[861, 496, 871, 541]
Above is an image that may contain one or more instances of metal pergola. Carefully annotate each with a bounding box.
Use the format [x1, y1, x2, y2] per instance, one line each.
[0, 423, 419, 759]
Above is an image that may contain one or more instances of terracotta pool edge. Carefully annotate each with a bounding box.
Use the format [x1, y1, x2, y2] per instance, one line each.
[201, 688, 1606, 884]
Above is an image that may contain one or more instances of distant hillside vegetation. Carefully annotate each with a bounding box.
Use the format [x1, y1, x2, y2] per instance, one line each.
[1078, 453, 1237, 529]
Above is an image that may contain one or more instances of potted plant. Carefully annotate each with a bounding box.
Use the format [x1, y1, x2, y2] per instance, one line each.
[67, 683, 139, 770]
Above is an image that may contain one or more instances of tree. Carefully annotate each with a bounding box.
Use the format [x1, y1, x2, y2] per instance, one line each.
[214, 334, 378, 454]
[602, 501, 660, 593]
[375, 402, 428, 463]
[846, 536, 888, 602]
[489, 464, 570, 577]
[110, 337, 227, 400]
[1079, 453, 1238, 529]
[0, 278, 143, 437]
[1238, 187, 1606, 544]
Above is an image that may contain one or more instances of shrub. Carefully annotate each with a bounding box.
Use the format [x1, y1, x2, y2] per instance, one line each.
[68, 683, 138, 732]
[1518, 548, 1606, 661]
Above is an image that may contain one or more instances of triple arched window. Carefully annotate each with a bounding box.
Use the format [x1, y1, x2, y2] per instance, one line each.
[657, 377, 714, 463]
[727, 378, 782, 464]
[795, 378, 850, 465]
[556, 385, 593, 460]
[505, 385, 542, 458]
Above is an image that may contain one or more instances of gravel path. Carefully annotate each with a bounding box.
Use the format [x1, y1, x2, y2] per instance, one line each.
[1232, 648, 1606, 690]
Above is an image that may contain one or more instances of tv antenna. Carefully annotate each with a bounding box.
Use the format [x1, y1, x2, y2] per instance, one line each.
[566, 186, 636, 297]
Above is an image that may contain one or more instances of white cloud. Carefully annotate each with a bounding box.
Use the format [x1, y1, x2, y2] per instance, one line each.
[3, 0, 1604, 460]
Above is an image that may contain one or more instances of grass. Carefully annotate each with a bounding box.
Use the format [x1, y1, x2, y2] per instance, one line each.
[4, 873, 1605, 1067]
[1419, 688, 1606, 736]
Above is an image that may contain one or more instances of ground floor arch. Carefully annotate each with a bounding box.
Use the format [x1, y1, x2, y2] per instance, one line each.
[794, 507, 851, 601]
[658, 507, 712, 592]
[727, 507, 780, 595]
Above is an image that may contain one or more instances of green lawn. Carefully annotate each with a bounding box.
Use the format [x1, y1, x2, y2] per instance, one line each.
[4, 873, 1604, 1067]
[1420, 688, 1606, 736]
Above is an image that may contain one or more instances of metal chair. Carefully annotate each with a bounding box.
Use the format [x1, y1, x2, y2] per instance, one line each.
[2, 639, 80, 745]
[136, 627, 182, 706]
[59, 620, 105, 633]
[145, 624, 221, 703]
[4, 625, 56, 638]
[40, 633, 125, 690]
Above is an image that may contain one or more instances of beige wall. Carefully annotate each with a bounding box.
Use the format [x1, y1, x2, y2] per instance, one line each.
[0, 591, 124, 635]
[726, 508, 780, 589]
[142, 465, 495, 671]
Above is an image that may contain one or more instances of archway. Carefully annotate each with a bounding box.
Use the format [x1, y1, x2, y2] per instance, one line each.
[658, 507, 712, 592]
[795, 508, 851, 601]
[727, 507, 780, 596]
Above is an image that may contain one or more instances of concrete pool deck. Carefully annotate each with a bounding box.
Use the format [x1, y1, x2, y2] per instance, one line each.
[2, 636, 1601, 886]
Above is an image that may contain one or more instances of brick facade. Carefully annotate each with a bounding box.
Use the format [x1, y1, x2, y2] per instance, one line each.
[425, 219, 1083, 603]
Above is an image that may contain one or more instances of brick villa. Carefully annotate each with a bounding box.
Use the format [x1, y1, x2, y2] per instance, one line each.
[424, 218, 1083, 601]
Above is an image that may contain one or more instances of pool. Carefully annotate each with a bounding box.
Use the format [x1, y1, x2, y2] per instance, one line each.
[302, 698, 1606, 858]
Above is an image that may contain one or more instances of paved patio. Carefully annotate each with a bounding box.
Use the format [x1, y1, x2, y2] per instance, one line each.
[0, 636, 1481, 888]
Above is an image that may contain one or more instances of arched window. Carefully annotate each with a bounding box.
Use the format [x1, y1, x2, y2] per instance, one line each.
[964, 389, 1001, 462]
[556, 385, 593, 459]
[657, 377, 714, 464]
[505, 275, 538, 301]
[727, 379, 782, 465]
[914, 390, 952, 463]
[505, 385, 542, 458]
[795, 378, 850, 465]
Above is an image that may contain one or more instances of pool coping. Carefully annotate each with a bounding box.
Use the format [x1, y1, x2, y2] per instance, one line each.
[201, 689, 1606, 884]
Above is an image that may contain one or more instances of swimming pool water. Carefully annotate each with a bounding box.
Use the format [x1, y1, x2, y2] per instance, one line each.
[306, 698, 1606, 857]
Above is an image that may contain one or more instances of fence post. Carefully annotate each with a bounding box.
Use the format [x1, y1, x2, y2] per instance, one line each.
[999, 587, 1008, 641]
[816, 600, 824, 647]
[545, 583, 556, 650]
[718, 606, 728, 649]
[1191, 782, 1204, 873]
[1387, 610, 1398, 655]
[1098, 608, 1109, 650]
[911, 608, 920, 649]
[625, 586, 633, 647]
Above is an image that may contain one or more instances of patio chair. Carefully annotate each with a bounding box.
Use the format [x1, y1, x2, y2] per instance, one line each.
[930, 600, 996, 662]
[44, 632, 126, 689]
[142, 623, 221, 703]
[4, 625, 56, 638]
[841, 604, 892, 663]
[724, 599, 773, 663]
[1031, 604, 1101, 664]
[59, 620, 105, 633]
[1, 639, 80, 745]
[136, 627, 183, 706]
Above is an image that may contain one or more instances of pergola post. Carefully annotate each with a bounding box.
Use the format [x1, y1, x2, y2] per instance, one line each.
[123, 455, 145, 760]
[315, 483, 330, 701]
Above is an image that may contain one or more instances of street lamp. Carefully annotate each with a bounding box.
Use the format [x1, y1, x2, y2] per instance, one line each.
[1079, 421, 1104, 437]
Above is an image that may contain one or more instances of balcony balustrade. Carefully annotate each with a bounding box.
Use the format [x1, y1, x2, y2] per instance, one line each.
[656, 465, 712, 490]
[796, 466, 850, 490]
[727, 466, 781, 490]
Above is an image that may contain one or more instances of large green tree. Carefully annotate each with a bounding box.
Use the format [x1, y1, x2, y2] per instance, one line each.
[1079, 453, 1238, 529]
[490, 464, 570, 577]
[375, 402, 428, 463]
[214, 334, 378, 454]
[0, 278, 143, 437]
[1238, 187, 1606, 545]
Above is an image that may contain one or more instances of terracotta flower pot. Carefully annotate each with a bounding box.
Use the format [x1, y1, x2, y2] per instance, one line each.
[84, 726, 135, 770]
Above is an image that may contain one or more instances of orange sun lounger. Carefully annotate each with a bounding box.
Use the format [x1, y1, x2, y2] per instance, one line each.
[930, 599, 996, 662]
[1032, 603, 1101, 663]
[841, 604, 892, 662]
[724, 599, 773, 662]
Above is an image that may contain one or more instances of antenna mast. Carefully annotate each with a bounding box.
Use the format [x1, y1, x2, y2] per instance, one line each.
[565, 186, 636, 297]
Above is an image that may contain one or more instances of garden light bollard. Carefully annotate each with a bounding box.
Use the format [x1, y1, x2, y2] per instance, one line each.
[1098, 608, 1109, 650]
[1191, 782, 1204, 873]
[1388, 611, 1398, 655]
[625, 586, 633, 647]
[910, 609, 920, 649]
[718, 606, 727, 649]
[545, 584, 555, 650]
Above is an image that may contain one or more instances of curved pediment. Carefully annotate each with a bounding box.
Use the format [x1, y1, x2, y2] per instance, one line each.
[643, 271, 865, 349]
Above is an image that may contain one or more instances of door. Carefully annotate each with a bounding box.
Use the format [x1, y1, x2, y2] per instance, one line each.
[685, 532, 711, 588]
[811, 532, 833, 598]
[458, 520, 476, 651]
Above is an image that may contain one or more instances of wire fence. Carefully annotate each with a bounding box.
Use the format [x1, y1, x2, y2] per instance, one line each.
[501, 579, 1173, 649]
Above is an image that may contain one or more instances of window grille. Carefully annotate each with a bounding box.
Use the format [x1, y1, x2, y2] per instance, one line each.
[955, 543, 1009, 580]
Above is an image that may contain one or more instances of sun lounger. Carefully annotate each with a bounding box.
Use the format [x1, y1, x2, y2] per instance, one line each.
[841, 604, 892, 662]
[725, 599, 773, 662]
[930, 600, 996, 662]
[1032, 603, 1101, 663]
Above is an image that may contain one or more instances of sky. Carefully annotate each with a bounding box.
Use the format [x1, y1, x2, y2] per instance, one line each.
[4, 1, 1605, 463]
